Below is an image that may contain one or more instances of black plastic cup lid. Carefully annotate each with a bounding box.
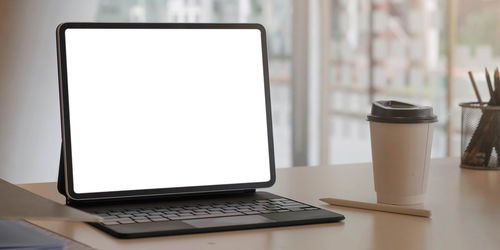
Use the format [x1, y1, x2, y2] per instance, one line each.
[367, 100, 437, 123]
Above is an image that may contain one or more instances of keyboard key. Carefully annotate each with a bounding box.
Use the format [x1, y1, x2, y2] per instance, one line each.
[162, 212, 178, 215]
[134, 219, 151, 223]
[148, 212, 163, 216]
[270, 198, 288, 201]
[170, 212, 243, 221]
[165, 215, 180, 219]
[280, 202, 304, 205]
[281, 205, 310, 209]
[147, 216, 164, 220]
[208, 211, 223, 215]
[265, 207, 280, 210]
[305, 207, 319, 210]
[118, 214, 134, 218]
[101, 215, 118, 219]
[117, 218, 134, 223]
[120, 220, 136, 224]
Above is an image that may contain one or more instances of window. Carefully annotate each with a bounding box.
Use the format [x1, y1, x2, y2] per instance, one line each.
[321, 0, 448, 165]
[92, 0, 492, 167]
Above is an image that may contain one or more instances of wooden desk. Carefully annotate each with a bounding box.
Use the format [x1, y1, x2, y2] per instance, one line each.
[19, 158, 500, 250]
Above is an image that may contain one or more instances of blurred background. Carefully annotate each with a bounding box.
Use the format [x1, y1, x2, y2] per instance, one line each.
[1, 0, 499, 183]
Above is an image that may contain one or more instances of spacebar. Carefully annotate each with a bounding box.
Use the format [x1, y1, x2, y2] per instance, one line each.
[170, 212, 244, 221]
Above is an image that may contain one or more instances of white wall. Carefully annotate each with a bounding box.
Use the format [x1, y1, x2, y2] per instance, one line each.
[0, 0, 97, 183]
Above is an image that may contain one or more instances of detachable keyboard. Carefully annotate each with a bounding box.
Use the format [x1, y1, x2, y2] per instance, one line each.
[92, 197, 319, 226]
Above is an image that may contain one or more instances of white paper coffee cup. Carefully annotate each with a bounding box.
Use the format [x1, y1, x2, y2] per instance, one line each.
[367, 101, 437, 205]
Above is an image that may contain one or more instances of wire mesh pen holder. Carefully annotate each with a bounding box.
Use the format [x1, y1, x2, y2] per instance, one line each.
[460, 102, 500, 170]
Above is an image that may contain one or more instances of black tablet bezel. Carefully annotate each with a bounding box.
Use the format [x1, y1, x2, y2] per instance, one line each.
[56, 22, 276, 201]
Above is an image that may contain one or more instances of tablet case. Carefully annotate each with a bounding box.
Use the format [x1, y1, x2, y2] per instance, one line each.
[57, 144, 66, 199]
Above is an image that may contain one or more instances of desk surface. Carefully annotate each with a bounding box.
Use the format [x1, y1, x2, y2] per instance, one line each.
[20, 158, 500, 250]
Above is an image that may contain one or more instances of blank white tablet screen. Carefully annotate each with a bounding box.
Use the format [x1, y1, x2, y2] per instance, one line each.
[64, 28, 271, 193]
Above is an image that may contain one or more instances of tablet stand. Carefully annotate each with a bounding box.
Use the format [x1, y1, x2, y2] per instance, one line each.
[57, 144, 66, 198]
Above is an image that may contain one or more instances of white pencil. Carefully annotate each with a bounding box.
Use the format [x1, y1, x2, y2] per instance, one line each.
[320, 197, 431, 218]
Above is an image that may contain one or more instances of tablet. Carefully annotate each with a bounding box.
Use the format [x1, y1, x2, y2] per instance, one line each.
[56, 23, 275, 201]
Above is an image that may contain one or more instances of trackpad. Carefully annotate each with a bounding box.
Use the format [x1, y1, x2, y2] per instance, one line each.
[184, 215, 275, 228]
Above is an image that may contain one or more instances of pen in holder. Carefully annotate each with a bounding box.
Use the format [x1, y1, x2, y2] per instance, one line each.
[460, 102, 500, 169]
[460, 69, 500, 170]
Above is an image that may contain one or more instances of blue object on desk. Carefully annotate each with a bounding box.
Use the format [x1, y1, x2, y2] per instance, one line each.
[0, 219, 65, 250]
